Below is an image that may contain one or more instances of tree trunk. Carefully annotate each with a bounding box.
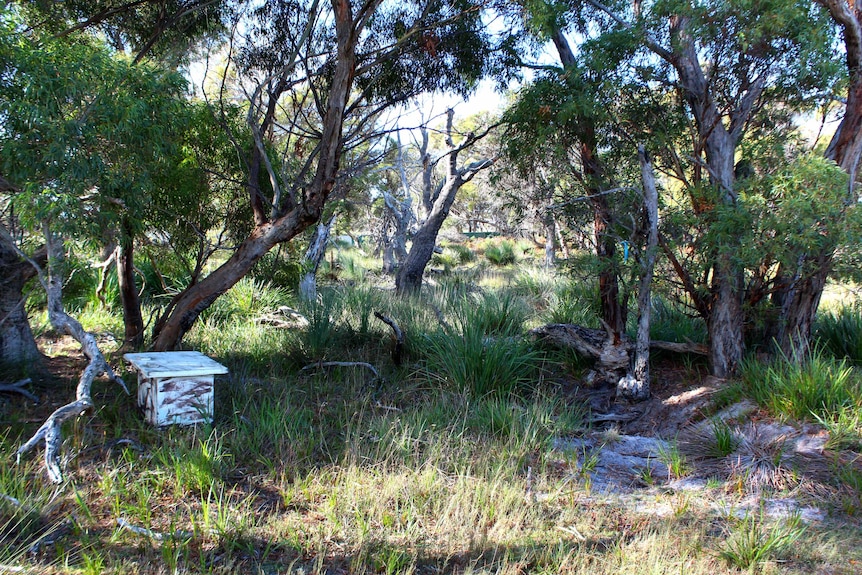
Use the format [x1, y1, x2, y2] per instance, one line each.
[396, 179, 459, 294]
[395, 109, 493, 294]
[117, 218, 144, 349]
[0, 242, 42, 365]
[151, 0, 358, 351]
[381, 192, 410, 275]
[300, 214, 336, 301]
[772, 1, 862, 357]
[618, 146, 659, 401]
[544, 208, 556, 268]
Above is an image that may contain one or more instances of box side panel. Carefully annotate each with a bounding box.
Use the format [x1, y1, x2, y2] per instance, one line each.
[137, 374, 160, 427]
[156, 376, 214, 426]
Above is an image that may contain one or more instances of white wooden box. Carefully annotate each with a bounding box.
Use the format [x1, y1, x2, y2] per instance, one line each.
[124, 351, 229, 426]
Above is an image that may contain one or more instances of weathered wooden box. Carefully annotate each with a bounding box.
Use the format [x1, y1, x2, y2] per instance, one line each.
[124, 351, 229, 426]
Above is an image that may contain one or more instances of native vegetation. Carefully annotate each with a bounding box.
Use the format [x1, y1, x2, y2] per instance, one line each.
[0, 0, 861, 573]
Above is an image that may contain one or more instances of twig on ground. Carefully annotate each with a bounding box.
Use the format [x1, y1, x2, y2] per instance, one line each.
[374, 311, 404, 365]
[116, 518, 192, 541]
[0, 379, 37, 403]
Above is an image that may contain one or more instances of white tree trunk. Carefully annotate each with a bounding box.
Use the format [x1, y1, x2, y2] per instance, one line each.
[618, 146, 659, 402]
[300, 214, 337, 301]
[14, 224, 127, 482]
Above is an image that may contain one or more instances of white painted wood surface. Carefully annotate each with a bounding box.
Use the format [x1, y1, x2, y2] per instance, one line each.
[125, 351, 228, 426]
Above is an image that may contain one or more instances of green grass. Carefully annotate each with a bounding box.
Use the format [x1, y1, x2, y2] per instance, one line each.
[738, 350, 862, 422]
[718, 513, 805, 571]
[815, 303, 862, 364]
[5, 266, 862, 574]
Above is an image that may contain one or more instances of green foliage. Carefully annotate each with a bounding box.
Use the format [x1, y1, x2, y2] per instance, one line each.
[815, 304, 862, 365]
[0, 23, 189, 236]
[203, 278, 290, 324]
[484, 240, 518, 266]
[424, 321, 541, 397]
[739, 352, 862, 422]
[649, 297, 706, 344]
[448, 243, 476, 264]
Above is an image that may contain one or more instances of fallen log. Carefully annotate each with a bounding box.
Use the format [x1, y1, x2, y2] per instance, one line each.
[530, 322, 708, 387]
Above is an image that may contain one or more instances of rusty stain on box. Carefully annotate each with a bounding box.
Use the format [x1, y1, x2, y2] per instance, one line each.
[124, 351, 229, 426]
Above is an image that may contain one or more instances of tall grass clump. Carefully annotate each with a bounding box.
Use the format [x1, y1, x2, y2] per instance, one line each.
[546, 281, 599, 326]
[463, 291, 530, 337]
[738, 350, 862, 422]
[424, 322, 541, 397]
[484, 240, 518, 266]
[718, 513, 804, 571]
[815, 304, 862, 364]
[203, 277, 290, 323]
[649, 297, 706, 343]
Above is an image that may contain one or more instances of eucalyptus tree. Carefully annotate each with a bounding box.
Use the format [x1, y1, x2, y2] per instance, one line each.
[587, 0, 840, 376]
[17, 0, 227, 64]
[768, 0, 862, 356]
[500, 0, 636, 335]
[395, 108, 496, 294]
[151, 0, 506, 349]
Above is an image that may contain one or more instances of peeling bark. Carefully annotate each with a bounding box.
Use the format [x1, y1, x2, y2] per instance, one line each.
[300, 214, 337, 301]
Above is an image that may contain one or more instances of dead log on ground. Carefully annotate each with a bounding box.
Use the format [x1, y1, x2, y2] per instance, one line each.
[530, 322, 707, 386]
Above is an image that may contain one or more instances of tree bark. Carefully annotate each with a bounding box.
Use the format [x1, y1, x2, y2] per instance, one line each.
[300, 214, 336, 301]
[551, 24, 625, 335]
[0, 242, 43, 365]
[117, 218, 144, 348]
[543, 208, 556, 268]
[151, 0, 359, 350]
[771, 1, 862, 357]
[618, 146, 659, 402]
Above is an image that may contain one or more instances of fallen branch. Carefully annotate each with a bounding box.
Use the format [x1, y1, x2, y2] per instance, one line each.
[374, 311, 404, 365]
[530, 324, 708, 357]
[6, 226, 128, 483]
[301, 361, 380, 380]
[0, 379, 37, 402]
[116, 518, 192, 541]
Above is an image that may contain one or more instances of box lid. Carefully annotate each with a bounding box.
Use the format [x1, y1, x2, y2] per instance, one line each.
[124, 351, 229, 378]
